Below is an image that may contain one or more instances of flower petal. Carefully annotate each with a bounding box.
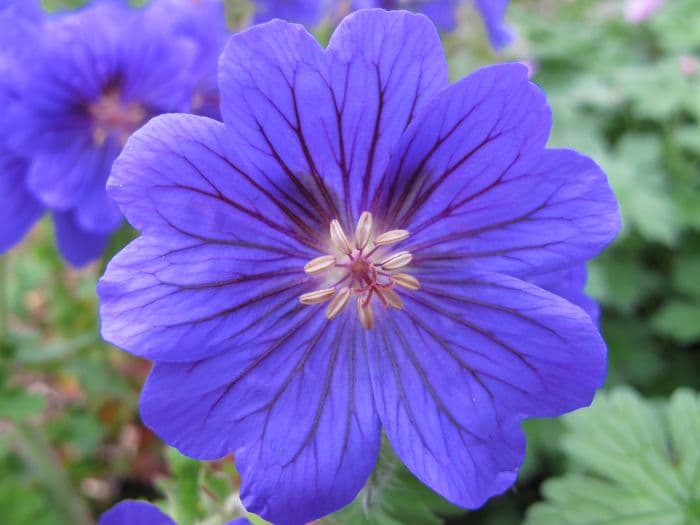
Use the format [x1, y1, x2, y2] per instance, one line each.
[0, 153, 43, 252]
[529, 265, 600, 323]
[26, 140, 97, 210]
[73, 141, 122, 234]
[53, 211, 110, 267]
[101, 114, 320, 361]
[367, 271, 606, 506]
[219, 10, 447, 225]
[98, 500, 174, 525]
[475, 0, 513, 49]
[378, 64, 618, 275]
[252, 0, 331, 25]
[140, 313, 380, 524]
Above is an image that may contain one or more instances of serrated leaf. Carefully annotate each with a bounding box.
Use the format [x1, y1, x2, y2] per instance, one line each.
[525, 388, 700, 525]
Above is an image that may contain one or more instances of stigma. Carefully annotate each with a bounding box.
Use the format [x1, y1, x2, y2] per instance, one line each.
[299, 212, 420, 330]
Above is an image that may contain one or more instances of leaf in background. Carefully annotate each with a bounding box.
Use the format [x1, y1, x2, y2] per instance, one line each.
[651, 300, 700, 344]
[329, 440, 462, 525]
[525, 388, 700, 525]
[0, 388, 46, 422]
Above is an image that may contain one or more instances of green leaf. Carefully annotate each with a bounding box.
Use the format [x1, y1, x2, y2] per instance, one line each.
[0, 389, 46, 422]
[651, 300, 700, 344]
[525, 388, 700, 525]
[330, 441, 462, 525]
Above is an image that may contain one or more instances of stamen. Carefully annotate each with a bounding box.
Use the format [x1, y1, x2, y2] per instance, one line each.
[382, 288, 404, 310]
[304, 255, 336, 275]
[379, 251, 412, 271]
[374, 229, 409, 247]
[326, 287, 351, 320]
[330, 220, 352, 255]
[302, 213, 418, 329]
[355, 212, 373, 250]
[391, 273, 420, 290]
[357, 298, 374, 330]
[299, 287, 336, 305]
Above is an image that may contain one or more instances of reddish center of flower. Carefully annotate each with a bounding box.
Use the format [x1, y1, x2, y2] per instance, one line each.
[299, 212, 419, 330]
[88, 89, 147, 146]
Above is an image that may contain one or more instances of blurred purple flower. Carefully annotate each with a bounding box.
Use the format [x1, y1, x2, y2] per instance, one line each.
[99, 501, 175, 525]
[624, 0, 665, 23]
[474, 0, 512, 48]
[99, 500, 252, 525]
[253, 0, 333, 25]
[0, 1, 195, 266]
[99, 9, 619, 524]
[152, 0, 231, 119]
[254, 0, 513, 47]
[352, 0, 460, 31]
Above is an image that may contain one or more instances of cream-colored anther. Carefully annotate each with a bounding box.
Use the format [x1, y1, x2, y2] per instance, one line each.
[374, 229, 409, 247]
[299, 287, 336, 305]
[392, 273, 420, 290]
[304, 255, 336, 275]
[357, 298, 375, 330]
[379, 251, 412, 271]
[355, 212, 373, 250]
[382, 288, 404, 310]
[326, 286, 351, 320]
[330, 219, 352, 255]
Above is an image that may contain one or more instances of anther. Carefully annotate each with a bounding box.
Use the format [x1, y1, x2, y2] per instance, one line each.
[379, 251, 412, 271]
[326, 287, 351, 320]
[304, 255, 336, 275]
[357, 298, 374, 330]
[330, 220, 352, 255]
[374, 229, 409, 247]
[382, 288, 404, 310]
[355, 212, 373, 250]
[391, 273, 420, 290]
[299, 287, 336, 305]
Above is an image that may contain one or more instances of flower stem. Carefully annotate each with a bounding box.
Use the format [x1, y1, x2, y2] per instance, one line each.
[12, 420, 94, 525]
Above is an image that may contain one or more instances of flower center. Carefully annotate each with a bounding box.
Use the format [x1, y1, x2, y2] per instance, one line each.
[88, 88, 147, 146]
[299, 211, 420, 330]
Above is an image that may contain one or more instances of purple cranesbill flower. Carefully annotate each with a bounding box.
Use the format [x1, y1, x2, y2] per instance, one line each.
[0, 1, 195, 266]
[99, 9, 619, 524]
[253, 0, 333, 25]
[99, 501, 175, 525]
[474, 0, 513, 49]
[0, 1, 44, 253]
[98, 500, 252, 525]
[151, 0, 231, 119]
[351, 0, 460, 30]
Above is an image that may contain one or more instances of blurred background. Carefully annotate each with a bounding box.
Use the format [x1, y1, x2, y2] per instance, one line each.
[1, 0, 699, 524]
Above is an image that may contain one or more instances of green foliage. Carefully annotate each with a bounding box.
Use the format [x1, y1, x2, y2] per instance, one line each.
[525, 388, 700, 525]
[330, 441, 461, 525]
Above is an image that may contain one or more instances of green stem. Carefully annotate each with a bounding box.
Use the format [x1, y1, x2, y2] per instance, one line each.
[12, 420, 94, 525]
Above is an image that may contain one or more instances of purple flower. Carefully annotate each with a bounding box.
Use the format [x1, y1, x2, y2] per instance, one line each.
[474, 0, 513, 49]
[253, 0, 333, 25]
[99, 9, 619, 524]
[0, 1, 195, 266]
[253, 1, 513, 47]
[99, 501, 175, 525]
[352, 0, 460, 31]
[98, 500, 252, 525]
[151, 0, 231, 119]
